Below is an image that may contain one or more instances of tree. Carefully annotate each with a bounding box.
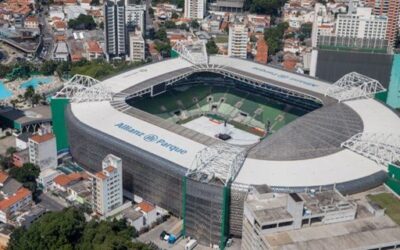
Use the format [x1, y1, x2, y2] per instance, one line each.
[68, 14, 96, 30]
[171, 12, 179, 19]
[9, 163, 40, 199]
[177, 0, 184, 8]
[245, 0, 286, 15]
[155, 27, 168, 42]
[8, 208, 152, 250]
[190, 19, 200, 29]
[90, 0, 100, 5]
[0, 147, 16, 170]
[24, 86, 35, 106]
[164, 20, 176, 29]
[206, 39, 219, 54]
[264, 22, 288, 55]
[299, 22, 312, 41]
[40, 60, 58, 76]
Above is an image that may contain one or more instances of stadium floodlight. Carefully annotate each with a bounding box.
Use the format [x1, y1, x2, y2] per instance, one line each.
[172, 40, 208, 66]
[341, 132, 400, 166]
[187, 143, 247, 186]
[53, 74, 114, 103]
[325, 72, 386, 102]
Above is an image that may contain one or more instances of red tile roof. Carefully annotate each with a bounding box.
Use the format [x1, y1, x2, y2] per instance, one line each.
[86, 40, 103, 54]
[30, 133, 54, 143]
[0, 172, 8, 184]
[95, 172, 107, 180]
[54, 172, 83, 187]
[0, 187, 31, 211]
[255, 37, 268, 64]
[137, 201, 155, 213]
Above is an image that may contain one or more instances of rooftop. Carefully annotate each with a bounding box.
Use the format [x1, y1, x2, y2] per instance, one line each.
[263, 216, 400, 250]
[0, 187, 31, 211]
[30, 133, 54, 144]
[0, 172, 9, 184]
[54, 172, 84, 187]
[137, 201, 155, 213]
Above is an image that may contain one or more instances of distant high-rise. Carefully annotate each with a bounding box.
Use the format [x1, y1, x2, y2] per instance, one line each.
[184, 0, 206, 19]
[364, 0, 399, 46]
[125, 0, 145, 33]
[104, 0, 127, 59]
[228, 23, 248, 59]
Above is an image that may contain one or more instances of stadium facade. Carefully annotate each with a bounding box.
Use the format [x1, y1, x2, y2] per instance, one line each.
[52, 54, 400, 248]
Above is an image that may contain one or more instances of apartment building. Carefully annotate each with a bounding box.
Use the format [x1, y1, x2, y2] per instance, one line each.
[125, 0, 145, 32]
[104, 0, 127, 59]
[91, 154, 123, 216]
[129, 31, 145, 62]
[28, 128, 57, 171]
[336, 7, 388, 40]
[184, 0, 206, 19]
[228, 23, 248, 59]
[0, 187, 32, 224]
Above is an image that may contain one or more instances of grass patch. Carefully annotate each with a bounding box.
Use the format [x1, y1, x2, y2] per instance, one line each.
[368, 193, 400, 225]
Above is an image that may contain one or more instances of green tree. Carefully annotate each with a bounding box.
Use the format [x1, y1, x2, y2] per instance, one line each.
[9, 163, 40, 199]
[23, 86, 35, 106]
[155, 27, 168, 42]
[68, 14, 97, 30]
[264, 22, 288, 55]
[171, 12, 179, 19]
[8, 208, 152, 250]
[164, 20, 176, 29]
[177, 0, 184, 8]
[206, 39, 219, 54]
[40, 60, 58, 76]
[90, 0, 100, 5]
[190, 19, 200, 29]
[245, 0, 286, 15]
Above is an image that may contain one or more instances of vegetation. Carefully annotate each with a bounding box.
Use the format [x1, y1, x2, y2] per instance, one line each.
[0, 147, 17, 170]
[68, 14, 97, 30]
[298, 22, 312, 41]
[171, 12, 179, 19]
[244, 0, 286, 15]
[154, 27, 171, 56]
[9, 163, 40, 200]
[368, 193, 400, 225]
[206, 39, 219, 55]
[264, 22, 288, 55]
[70, 59, 146, 80]
[23, 86, 43, 107]
[190, 20, 200, 29]
[8, 208, 153, 250]
[164, 20, 176, 29]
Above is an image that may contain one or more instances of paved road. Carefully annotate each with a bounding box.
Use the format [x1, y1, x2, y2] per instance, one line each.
[38, 193, 67, 211]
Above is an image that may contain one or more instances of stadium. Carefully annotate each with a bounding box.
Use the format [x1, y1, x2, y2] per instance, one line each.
[52, 44, 400, 248]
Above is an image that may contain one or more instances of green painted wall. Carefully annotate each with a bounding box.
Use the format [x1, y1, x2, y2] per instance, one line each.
[386, 163, 400, 195]
[171, 49, 179, 58]
[386, 54, 400, 108]
[219, 185, 230, 250]
[50, 98, 70, 152]
[375, 91, 388, 103]
[181, 176, 187, 237]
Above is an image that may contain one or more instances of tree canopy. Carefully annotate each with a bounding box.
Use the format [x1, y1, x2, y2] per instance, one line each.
[244, 0, 286, 15]
[264, 22, 288, 55]
[8, 208, 153, 250]
[206, 40, 219, 55]
[9, 163, 40, 199]
[68, 14, 97, 30]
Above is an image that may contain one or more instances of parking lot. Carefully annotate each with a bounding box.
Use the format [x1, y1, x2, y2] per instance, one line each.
[138, 216, 241, 250]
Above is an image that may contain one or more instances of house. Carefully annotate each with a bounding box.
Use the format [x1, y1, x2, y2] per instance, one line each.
[85, 40, 104, 61]
[0, 187, 32, 224]
[24, 15, 39, 29]
[53, 172, 86, 192]
[136, 201, 158, 227]
[37, 168, 62, 192]
[66, 180, 91, 204]
[12, 149, 29, 168]
[119, 207, 144, 231]
[53, 20, 67, 32]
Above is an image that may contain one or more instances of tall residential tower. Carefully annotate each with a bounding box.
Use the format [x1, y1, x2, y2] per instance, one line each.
[104, 0, 127, 59]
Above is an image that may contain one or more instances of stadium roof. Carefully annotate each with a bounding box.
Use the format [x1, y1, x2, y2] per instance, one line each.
[69, 56, 400, 191]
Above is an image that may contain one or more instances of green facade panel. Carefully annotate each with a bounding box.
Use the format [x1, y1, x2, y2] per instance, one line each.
[386, 164, 400, 195]
[386, 54, 400, 108]
[375, 91, 388, 103]
[50, 98, 70, 151]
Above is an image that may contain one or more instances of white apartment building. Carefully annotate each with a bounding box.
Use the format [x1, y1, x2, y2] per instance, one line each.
[91, 154, 123, 216]
[104, 0, 127, 59]
[336, 7, 388, 40]
[228, 23, 248, 59]
[125, 1, 145, 32]
[28, 127, 57, 171]
[129, 31, 145, 62]
[184, 0, 206, 19]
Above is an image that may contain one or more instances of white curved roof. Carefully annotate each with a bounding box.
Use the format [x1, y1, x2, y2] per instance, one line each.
[70, 57, 400, 189]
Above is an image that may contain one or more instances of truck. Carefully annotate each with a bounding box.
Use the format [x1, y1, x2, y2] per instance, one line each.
[185, 239, 198, 250]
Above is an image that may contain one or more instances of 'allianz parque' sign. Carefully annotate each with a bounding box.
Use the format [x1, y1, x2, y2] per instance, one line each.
[114, 122, 188, 155]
